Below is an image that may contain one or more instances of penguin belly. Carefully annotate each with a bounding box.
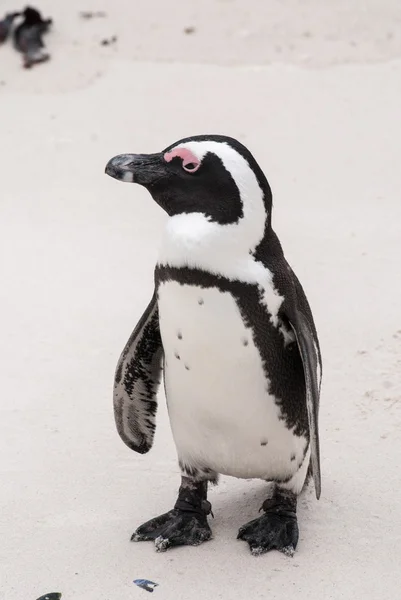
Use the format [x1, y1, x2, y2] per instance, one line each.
[157, 280, 307, 482]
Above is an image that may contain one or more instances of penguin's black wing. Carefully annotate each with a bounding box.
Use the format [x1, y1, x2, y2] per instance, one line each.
[285, 299, 321, 502]
[113, 290, 163, 454]
[256, 232, 322, 499]
[281, 267, 322, 500]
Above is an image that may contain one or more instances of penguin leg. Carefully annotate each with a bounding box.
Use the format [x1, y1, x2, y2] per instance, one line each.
[237, 485, 299, 556]
[131, 476, 213, 552]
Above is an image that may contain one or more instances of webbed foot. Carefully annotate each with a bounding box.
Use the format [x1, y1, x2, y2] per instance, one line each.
[131, 477, 212, 552]
[237, 487, 299, 556]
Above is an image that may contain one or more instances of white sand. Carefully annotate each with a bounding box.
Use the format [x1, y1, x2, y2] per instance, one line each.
[1, 2, 401, 599]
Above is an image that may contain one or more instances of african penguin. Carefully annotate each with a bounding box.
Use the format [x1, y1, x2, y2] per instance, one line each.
[105, 135, 322, 556]
[13, 7, 52, 68]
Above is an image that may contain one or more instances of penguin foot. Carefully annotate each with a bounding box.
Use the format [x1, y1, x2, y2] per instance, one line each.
[132, 508, 212, 551]
[237, 511, 299, 556]
[237, 487, 299, 556]
[131, 476, 212, 552]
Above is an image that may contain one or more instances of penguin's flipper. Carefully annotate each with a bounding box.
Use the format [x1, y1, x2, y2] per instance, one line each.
[287, 310, 321, 499]
[113, 290, 163, 454]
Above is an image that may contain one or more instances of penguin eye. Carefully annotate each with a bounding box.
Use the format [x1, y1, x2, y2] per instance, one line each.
[164, 148, 201, 173]
[183, 162, 200, 173]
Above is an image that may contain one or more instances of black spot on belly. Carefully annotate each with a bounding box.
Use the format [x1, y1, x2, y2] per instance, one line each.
[290, 454, 296, 461]
[185, 364, 190, 371]
[198, 298, 204, 305]
[260, 439, 268, 446]
[177, 331, 183, 340]
[175, 352, 181, 360]
[242, 338, 249, 347]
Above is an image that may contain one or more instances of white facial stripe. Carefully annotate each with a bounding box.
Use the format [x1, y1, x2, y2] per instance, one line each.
[158, 140, 283, 324]
[162, 140, 267, 260]
[172, 140, 266, 238]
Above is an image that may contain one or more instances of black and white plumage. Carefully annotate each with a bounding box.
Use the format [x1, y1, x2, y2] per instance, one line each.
[13, 7, 52, 68]
[105, 135, 322, 556]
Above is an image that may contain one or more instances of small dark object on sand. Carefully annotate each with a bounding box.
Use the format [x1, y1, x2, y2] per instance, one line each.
[0, 12, 20, 43]
[80, 11, 107, 19]
[183, 26, 196, 34]
[14, 6, 52, 68]
[35, 594, 62, 600]
[134, 579, 159, 593]
[101, 35, 117, 46]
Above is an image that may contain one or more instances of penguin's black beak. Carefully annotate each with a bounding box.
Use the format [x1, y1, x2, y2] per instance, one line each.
[105, 153, 167, 186]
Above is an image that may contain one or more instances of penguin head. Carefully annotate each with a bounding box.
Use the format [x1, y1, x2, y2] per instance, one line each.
[105, 135, 272, 230]
[22, 7, 42, 23]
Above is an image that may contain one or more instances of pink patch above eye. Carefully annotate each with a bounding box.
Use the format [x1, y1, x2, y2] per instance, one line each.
[164, 147, 201, 171]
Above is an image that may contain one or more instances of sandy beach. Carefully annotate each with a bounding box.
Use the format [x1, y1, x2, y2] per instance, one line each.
[1, 2, 401, 599]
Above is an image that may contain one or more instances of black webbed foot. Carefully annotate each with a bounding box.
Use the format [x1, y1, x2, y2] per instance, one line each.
[131, 477, 212, 552]
[132, 507, 212, 551]
[237, 487, 299, 556]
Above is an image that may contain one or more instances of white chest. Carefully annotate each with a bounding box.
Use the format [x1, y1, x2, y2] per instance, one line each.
[157, 280, 306, 481]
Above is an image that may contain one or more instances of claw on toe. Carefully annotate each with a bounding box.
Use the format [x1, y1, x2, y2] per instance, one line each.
[250, 546, 265, 557]
[155, 536, 169, 552]
[281, 545, 295, 558]
[249, 544, 295, 557]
